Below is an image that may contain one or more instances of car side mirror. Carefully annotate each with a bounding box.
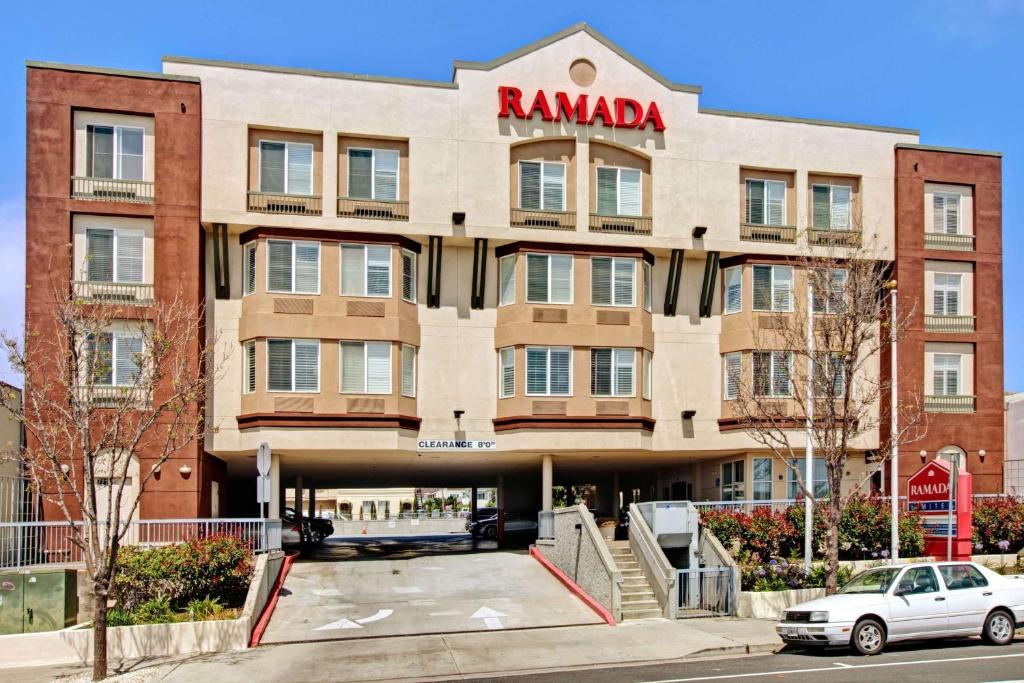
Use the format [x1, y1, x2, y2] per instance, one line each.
[894, 582, 913, 596]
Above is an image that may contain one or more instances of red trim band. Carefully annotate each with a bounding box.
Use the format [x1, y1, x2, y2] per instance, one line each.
[530, 546, 616, 625]
[250, 551, 297, 647]
[239, 227, 422, 253]
[495, 240, 654, 265]
[238, 412, 421, 430]
[493, 415, 654, 432]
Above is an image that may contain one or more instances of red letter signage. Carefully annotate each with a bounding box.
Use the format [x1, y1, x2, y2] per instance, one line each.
[499, 86, 665, 131]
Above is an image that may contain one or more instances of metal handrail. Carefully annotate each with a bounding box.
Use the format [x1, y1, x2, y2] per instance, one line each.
[925, 394, 976, 413]
[925, 232, 975, 251]
[337, 197, 409, 221]
[741, 223, 797, 243]
[247, 191, 322, 216]
[589, 213, 652, 235]
[71, 176, 154, 204]
[511, 208, 576, 230]
[924, 314, 976, 333]
[72, 281, 154, 306]
[808, 228, 861, 247]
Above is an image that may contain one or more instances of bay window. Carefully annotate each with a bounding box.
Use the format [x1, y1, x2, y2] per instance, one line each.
[341, 244, 391, 297]
[752, 265, 793, 312]
[596, 166, 642, 216]
[499, 347, 515, 398]
[526, 253, 573, 304]
[243, 243, 256, 295]
[519, 161, 565, 211]
[266, 339, 319, 393]
[340, 341, 392, 394]
[401, 344, 416, 397]
[723, 352, 742, 400]
[349, 148, 399, 200]
[267, 239, 320, 294]
[401, 249, 416, 302]
[243, 340, 256, 394]
[591, 256, 635, 306]
[643, 350, 652, 400]
[812, 268, 848, 314]
[259, 141, 313, 195]
[724, 266, 742, 314]
[591, 348, 635, 397]
[499, 255, 516, 306]
[526, 346, 571, 396]
[753, 351, 792, 398]
[643, 261, 652, 312]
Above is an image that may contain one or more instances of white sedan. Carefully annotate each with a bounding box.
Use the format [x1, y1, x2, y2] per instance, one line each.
[776, 562, 1024, 655]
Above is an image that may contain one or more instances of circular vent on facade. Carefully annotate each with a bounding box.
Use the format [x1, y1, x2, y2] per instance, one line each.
[569, 59, 596, 87]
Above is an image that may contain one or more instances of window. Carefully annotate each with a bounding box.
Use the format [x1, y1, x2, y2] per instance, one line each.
[499, 255, 516, 306]
[724, 266, 742, 314]
[814, 352, 846, 398]
[752, 265, 793, 312]
[788, 458, 828, 498]
[933, 273, 961, 316]
[938, 564, 989, 590]
[525, 346, 571, 396]
[243, 340, 256, 394]
[591, 257, 635, 306]
[812, 268, 848, 314]
[519, 161, 565, 211]
[752, 457, 773, 501]
[340, 341, 391, 394]
[643, 261, 652, 312]
[721, 460, 744, 501]
[401, 344, 416, 397]
[723, 352, 742, 400]
[401, 250, 416, 302]
[526, 253, 573, 304]
[349, 148, 399, 200]
[746, 179, 786, 226]
[266, 339, 319, 393]
[85, 228, 143, 283]
[243, 243, 256, 296]
[341, 244, 391, 297]
[87, 125, 144, 180]
[643, 350, 652, 400]
[86, 331, 143, 387]
[812, 184, 852, 230]
[499, 347, 515, 398]
[266, 240, 319, 294]
[933, 354, 961, 396]
[933, 193, 961, 235]
[591, 348, 635, 397]
[897, 567, 940, 594]
[596, 167, 642, 216]
[259, 141, 313, 195]
[754, 351, 792, 397]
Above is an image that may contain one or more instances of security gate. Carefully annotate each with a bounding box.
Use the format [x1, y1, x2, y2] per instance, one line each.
[676, 566, 733, 618]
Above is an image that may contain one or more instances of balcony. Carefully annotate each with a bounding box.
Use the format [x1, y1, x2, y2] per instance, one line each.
[247, 192, 322, 216]
[925, 232, 975, 251]
[71, 177, 154, 204]
[924, 395, 975, 413]
[924, 314, 976, 334]
[337, 197, 409, 221]
[76, 385, 149, 409]
[808, 228, 861, 247]
[510, 208, 575, 230]
[588, 213, 652, 235]
[73, 281, 154, 306]
[741, 223, 797, 244]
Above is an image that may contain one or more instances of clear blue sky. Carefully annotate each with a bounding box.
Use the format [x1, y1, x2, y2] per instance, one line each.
[1, 1, 1021, 388]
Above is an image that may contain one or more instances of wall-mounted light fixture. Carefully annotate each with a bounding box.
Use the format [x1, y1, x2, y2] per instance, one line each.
[179, 464, 192, 475]
[60, 463, 70, 474]
[692, 226, 707, 239]
[978, 449, 986, 463]
[453, 410, 465, 420]
[919, 450, 928, 464]
[681, 410, 697, 420]
[452, 211, 466, 225]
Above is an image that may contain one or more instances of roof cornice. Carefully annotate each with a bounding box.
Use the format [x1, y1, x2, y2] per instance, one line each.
[895, 142, 1001, 158]
[699, 107, 918, 136]
[26, 60, 200, 84]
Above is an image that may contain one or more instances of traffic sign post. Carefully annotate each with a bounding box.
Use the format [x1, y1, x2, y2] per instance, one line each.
[256, 442, 271, 551]
[907, 459, 973, 561]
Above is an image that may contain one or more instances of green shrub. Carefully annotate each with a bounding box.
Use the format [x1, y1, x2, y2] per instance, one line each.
[186, 596, 224, 621]
[804, 563, 853, 588]
[133, 596, 174, 624]
[972, 498, 1024, 554]
[106, 608, 135, 627]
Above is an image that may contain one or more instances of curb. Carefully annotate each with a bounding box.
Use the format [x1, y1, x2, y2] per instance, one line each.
[529, 546, 616, 625]
[249, 551, 298, 647]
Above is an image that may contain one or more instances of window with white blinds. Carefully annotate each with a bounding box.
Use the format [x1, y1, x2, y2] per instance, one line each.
[642, 350, 652, 400]
[87, 125, 144, 180]
[643, 261, 652, 312]
[724, 267, 742, 314]
[813, 352, 846, 397]
[723, 352, 742, 400]
[85, 228, 144, 283]
[933, 354, 961, 396]
[499, 255, 516, 306]
[341, 244, 392, 297]
[340, 341, 392, 394]
[267, 239, 320, 294]
[401, 250, 416, 303]
[745, 179, 786, 226]
[259, 141, 313, 195]
[596, 166, 642, 216]
[526, 253, 573, 304]
[752, 265, 793, 312]
[87, 331, 143, 387]
[401, 344, 416, 397]
[812, 184, 852, 230]
[933, 193, 961, 235]
[243, 243, 256, 296]
[811, 268, 848, 314]
[525, 346, 571, 396]
[753, 351, 792, 397]
[933, 273, 961, 315]
[266, 339, 319, 392]
[499, 347, 515, 398]
[243, 340, 256, 394]
[348, 148, 399, 200]
[519, 161, 566, 211]
[591, 348, 635, 397]
[591, 257, 635, 306]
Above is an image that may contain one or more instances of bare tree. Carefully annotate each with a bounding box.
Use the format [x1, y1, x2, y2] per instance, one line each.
[0, 265, 221, 680]
[728, 236, 924, 594]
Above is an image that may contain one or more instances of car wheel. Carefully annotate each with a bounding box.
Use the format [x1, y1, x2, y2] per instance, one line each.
[483, 525, 498, 539]
[851, 618, 886, 656]
[983, 610, 1016, 645]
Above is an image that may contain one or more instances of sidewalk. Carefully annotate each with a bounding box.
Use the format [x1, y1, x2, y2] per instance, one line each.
[11, 618, 780, 682]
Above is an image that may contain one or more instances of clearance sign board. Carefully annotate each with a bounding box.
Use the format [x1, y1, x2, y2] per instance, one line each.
[498, 86, 666, 131]
[907, 459, 973, 560]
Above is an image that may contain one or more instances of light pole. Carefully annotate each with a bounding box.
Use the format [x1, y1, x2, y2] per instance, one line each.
[886, 281, 899, 562]
[804, 280, 814, 572]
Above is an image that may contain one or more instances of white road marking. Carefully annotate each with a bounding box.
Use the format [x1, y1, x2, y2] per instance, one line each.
[312, 589, 343, 597]
[312, 608, 394, 631]
[356, 608, 393, 624]
[392, 586, 424, 594]
[428, 610, 462, 617]
[642, 652, 1024, 682]
[470, 606, 507, 630]
[833, 662, 853, 668]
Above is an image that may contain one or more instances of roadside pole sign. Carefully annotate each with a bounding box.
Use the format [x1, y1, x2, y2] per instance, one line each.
[256, 476, 270, 504]
[256, 442, 271, 477]
[907, 459, 973, 560]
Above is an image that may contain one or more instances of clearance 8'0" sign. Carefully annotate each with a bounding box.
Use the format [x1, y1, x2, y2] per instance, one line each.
[498, 86, 666, 132]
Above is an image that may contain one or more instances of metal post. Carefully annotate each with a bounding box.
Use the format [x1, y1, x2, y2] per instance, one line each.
[804, 280, 814, 572]
[946, 454, 957, 561]
[542, 455, 553, 512]
[890, 287, 900, 562]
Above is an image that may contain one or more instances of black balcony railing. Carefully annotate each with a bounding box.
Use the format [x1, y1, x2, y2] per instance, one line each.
[337, 197, 409, 221]
[511, 208, 576, 230]
[808, 228, 861, 247]
[741, 223, 797, 244]
[247, 192, 322, 216]
[588, 213, 652, 235]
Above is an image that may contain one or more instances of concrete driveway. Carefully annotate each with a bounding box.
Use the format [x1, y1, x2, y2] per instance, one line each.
[260, 535, 604, 643]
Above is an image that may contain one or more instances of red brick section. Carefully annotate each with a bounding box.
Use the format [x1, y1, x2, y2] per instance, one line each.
[886, 146, 1003, 493]
[25, 65, 224, 518]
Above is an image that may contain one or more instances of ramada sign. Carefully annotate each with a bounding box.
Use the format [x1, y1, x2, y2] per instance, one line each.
[498, 86, 666, 132]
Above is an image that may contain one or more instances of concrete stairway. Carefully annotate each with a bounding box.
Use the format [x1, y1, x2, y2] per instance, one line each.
[605, 540, 662, 620]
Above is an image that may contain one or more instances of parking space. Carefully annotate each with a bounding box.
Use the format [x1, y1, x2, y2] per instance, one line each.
[261, 535, 605, 643]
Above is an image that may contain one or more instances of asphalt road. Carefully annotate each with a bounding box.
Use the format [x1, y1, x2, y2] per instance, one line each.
[467, 637, 1024, 683]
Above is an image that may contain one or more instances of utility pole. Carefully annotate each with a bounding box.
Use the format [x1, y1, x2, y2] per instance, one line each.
[889, 283, 900, 562]
[804, 280, 814, 572]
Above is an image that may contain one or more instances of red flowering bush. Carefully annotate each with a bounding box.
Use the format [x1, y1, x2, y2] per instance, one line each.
[972, 497, 1024, 554]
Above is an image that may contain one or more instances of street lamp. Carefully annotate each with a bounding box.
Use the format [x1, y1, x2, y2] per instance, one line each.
[885, 279, 899, 562]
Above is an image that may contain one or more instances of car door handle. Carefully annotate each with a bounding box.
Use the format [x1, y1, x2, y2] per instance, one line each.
[982, 592, 993, 596]
[934, 597, 946, 602]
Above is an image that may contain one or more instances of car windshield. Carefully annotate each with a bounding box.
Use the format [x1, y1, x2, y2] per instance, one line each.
[838, 567, 902, 594]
